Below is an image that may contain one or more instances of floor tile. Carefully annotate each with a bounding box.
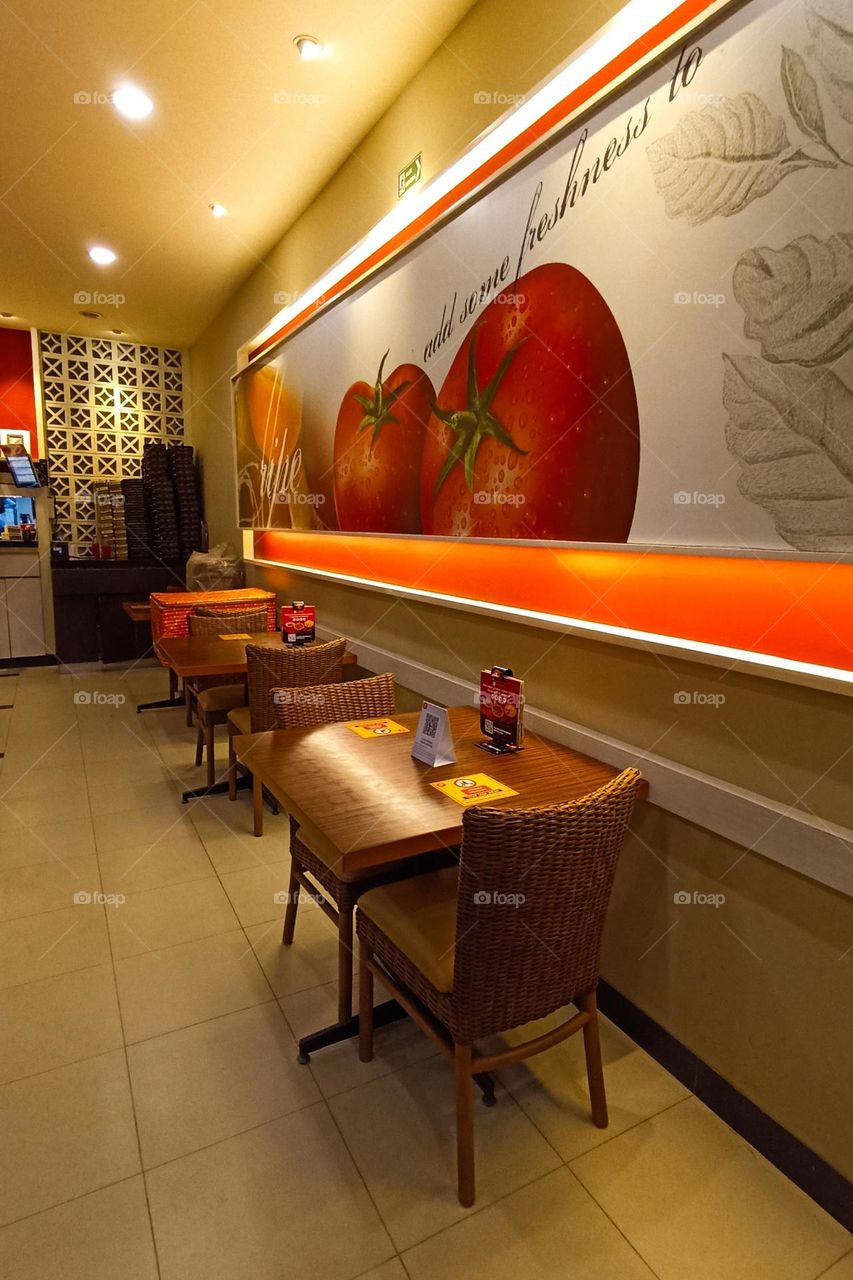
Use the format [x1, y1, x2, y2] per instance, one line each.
[329, 1055, 561, 1250]
[493, 1009, 690, 1160]
[403, 1166, 655, 1280]
[107, 876, 239, 959]
[128, 1002, 320, 1167]
[94, 807, 201, 853]
[87, 776, 185, 817]
[0, 763, 86, 800]
[0, 905, 111, 990]
[0, 789, 90, 833]
[571, 1097, 851, 1280]
[820, 1253, 853, 1279]
[358, 1264, 408, 1280]
[0, 964, 122, 1083]
[99, 832, 214, 895]
[0, 854, 101, 922]
[0, 1050, 140, 1225]
[147, 1105, 394, 1280]
[0, 1176, 158, 1280]
[280, 980, 438, 1098]
[200, 826, 291, 874]
[220, 860, 293, 925]
[246, 911, 339, 997]
[115, 928, 272, 1042]
[0, 816, 96, 872]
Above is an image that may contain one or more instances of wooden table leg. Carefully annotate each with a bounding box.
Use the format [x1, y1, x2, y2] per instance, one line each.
[253, 772, 264, 837]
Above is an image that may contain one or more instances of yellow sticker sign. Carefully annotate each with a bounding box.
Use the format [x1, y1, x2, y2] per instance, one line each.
[431, 773, 519, 807]
[345, 718, 410, 738]
[218, 632, 253, 640]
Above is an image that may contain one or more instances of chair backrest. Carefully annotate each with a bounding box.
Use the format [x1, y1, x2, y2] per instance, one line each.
[188, 607, 268, 635]
[451, 767, 643, 1040]
[271, 672, 394, 730]
[246, 637, 347, 731]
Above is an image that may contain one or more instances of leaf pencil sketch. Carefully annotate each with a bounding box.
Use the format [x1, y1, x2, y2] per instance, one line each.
[806, 1, 853, 124]
[647, 93, 834, 225]
[723, 354, 853, 550]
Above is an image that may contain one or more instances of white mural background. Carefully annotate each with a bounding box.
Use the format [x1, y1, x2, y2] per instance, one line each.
[235, 0, 853, 556]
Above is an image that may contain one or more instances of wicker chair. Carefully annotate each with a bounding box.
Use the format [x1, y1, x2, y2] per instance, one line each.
[225, 637, 347, 824]
[275, 673, 440, 1024]
[187, 607, 269, 784]
[357, 767, 643, 1206]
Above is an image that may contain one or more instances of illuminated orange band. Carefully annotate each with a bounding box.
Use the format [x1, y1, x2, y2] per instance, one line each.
[253, 532, 853, 679]
[248, 0, 723, 362]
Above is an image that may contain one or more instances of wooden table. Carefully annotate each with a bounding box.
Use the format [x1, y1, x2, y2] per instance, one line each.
[121, 601, 151, 624]
[154, 633, 356, 802]
[234, 705, 644, 1058]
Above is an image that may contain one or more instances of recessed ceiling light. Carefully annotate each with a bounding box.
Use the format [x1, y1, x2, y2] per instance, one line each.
[0, 312, 15, 319]
[79, 309, 103, 319]
[111, 328, 125, 335]
[209, 203, 228, 218]
[293, 34, 326, 60]
[89, 245, 117, 265]
[112, 85, 153, 120]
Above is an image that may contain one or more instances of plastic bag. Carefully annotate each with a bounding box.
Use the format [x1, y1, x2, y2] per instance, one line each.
[185, 542, 244, 592]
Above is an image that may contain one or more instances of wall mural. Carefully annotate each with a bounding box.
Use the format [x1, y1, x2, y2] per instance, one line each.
[234, 0, 853, 557]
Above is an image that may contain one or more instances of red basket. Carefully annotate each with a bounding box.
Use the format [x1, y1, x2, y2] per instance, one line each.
[150, 588, 277, 655]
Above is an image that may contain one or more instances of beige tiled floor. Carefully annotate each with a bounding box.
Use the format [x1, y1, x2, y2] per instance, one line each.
[0, 666, 849, 1279]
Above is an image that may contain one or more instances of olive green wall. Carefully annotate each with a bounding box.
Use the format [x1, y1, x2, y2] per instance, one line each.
[188, 0, 853, 1179]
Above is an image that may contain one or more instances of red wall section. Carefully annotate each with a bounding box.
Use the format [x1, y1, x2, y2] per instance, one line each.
[0, 328, 38, 458]
[254, 531, 853, 677]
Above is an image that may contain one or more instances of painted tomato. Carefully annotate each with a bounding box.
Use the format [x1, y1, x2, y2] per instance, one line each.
[334, 353, 434, 533]
[420, 263, 640, 540]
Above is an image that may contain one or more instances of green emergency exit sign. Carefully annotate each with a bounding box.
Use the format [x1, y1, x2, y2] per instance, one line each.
[398, 153, 422, 199]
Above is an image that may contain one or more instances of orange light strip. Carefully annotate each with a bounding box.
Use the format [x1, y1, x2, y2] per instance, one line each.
[248, 0, 723, 362]
[253, 531, 853, 681]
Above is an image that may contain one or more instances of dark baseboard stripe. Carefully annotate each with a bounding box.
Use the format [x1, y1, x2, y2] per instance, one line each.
[0, 654, 58, 670]
[597, 981, 852, 1232]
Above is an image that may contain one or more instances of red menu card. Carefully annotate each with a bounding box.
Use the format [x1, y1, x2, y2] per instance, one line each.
[479, 667, 524, 752]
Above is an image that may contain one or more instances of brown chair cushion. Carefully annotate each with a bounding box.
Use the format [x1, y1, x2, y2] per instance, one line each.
[227, 705, 252, 736]
[357, 868, 458, 993]
[197, 684, 246, 714]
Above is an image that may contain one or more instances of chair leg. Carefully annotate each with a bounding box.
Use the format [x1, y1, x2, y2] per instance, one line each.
[227, 732, 237, 801]
[580, 989, 608, 1128]
[281, 862, 300, 944]
[252, 772, 264, 836]
[337, 904, 354, 1022]
[358, 941, 375, 1063]
[205, 721, 216, 787]
[194, 724, 204, 767]
[455, 1041, 475, 1207]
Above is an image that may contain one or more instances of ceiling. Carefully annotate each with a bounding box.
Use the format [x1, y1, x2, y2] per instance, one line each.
[0, 0, 478, 349]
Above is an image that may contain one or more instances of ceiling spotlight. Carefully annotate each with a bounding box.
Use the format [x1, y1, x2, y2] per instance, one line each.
[89, 245, 117, 265]
[293, 34, 325, 60]
[112, 85, 154, 120]
[0, 312, 15, 319]
[209, 203, 228, 218]
[79, 309, 103, 319]
[111, 328, 125, 335]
